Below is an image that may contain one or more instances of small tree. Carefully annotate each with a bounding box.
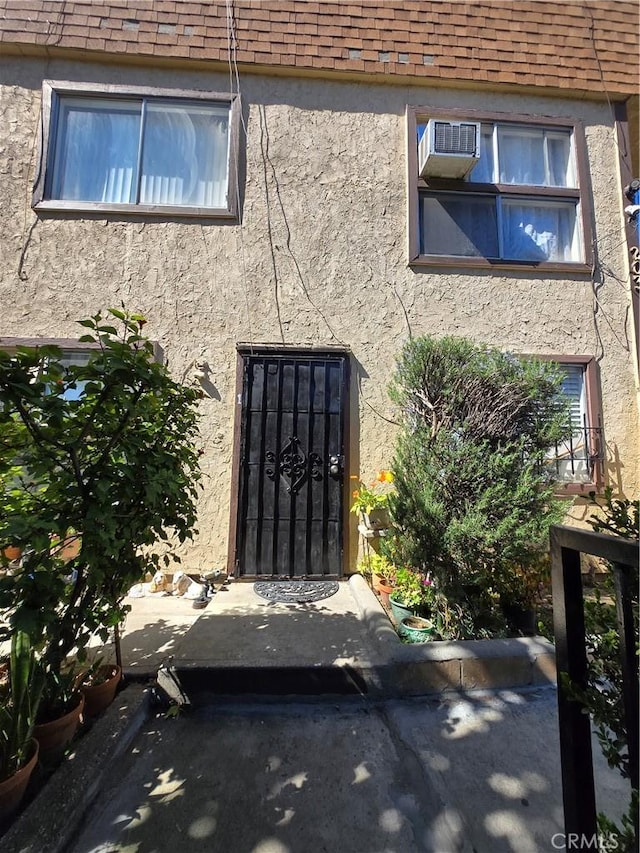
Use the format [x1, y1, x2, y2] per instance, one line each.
[0, 309, 202, 716]
[388, 335, 571, 637]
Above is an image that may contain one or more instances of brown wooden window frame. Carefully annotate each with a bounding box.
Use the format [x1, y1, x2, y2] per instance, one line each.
[0, 336, 163, 365]
[33, 81, 242, 221]
[528, 354, 604, 495]
[407, 106, 594, 273]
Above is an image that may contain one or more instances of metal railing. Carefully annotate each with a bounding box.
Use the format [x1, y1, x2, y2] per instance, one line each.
[547, 417, 604, 483]
[550, 524, 639, 844]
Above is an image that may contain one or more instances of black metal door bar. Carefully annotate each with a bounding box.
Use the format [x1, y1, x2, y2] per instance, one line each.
[550, 525, 639, 846]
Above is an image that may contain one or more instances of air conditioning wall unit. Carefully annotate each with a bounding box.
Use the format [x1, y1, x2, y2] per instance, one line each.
[418, 119, 481, 179]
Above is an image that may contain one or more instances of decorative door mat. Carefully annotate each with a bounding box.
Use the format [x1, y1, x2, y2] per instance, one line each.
[254, 580, 340, 604]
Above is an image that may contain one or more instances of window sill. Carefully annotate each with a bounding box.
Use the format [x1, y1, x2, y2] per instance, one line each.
[409, 254, 592, 275]
[555, 480, 602, 497]
[33, 200, 238, 220]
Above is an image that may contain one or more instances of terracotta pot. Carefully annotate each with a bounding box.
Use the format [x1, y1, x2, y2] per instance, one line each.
[378, 582, 394, 609]
[372, 572, 391, 594]
[0, 739, 38, 826]
[2, 545, 22, 562]
[34, 694, 84, 766]
[59, 535, 81, 562]
[81, 665, 122, 718]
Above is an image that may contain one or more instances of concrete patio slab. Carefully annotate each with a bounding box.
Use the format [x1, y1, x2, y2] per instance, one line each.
[8, 688, 627, 853]
[165, 576, 556, 699]
[174, 578, 374, 666]
[86, 591, 208, 675]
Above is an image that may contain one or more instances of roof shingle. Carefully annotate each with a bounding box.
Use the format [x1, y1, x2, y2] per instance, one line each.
[0, 0, 637, 97]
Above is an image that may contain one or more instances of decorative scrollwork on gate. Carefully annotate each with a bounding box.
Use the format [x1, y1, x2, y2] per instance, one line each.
[309, 453, 323, 481]
[265, 437, 323, 494]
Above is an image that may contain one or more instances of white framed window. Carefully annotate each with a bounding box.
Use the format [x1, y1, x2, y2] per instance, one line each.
[33, 81, 241, 218]
[408, 108, 592, 270]
[536, 356, 604, 493]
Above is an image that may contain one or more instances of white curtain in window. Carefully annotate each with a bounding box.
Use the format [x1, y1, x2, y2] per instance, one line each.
[497, 127, 574, 188]
[547, 133, 575, 187]
[499, 129, 545, 185]
[140, 103, 229, 208]
[469, 126, 495, 183]
[503, 201, 578, 261]
[53, 99, 140, 203]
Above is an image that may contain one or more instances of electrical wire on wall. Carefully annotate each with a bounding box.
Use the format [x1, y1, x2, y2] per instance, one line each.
[257, 104, 346, 347]
[258, 106, 286, 344]
[224, 0, 255, 355]
[581, 2, 635, 365]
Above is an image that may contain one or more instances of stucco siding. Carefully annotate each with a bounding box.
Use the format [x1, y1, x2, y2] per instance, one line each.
[1, 56, 637, 572]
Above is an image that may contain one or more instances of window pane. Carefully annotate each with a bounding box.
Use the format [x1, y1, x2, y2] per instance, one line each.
[140, 102, 230, 207]
[498, 127, 545, 185]
[547, 132, 576, 188]
[559, 364, 586, 430]
[469, 125, 495, 183]
[52, 98, 140, 203]
[502, 199, 580, 261]
[421, 194, 498, 257]
[549, 364, 590, 481]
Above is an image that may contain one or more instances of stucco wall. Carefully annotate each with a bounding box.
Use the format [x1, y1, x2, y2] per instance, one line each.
[0, 56, 638, 572]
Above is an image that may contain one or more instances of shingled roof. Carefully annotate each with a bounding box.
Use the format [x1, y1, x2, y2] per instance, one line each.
[0, 0, 638, 99]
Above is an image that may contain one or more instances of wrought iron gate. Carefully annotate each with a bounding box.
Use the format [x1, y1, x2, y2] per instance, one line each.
[235, 351, 348, 578]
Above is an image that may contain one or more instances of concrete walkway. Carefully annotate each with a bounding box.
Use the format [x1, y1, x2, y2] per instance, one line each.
[103, 576, 557, 700]
[2, 577, 631, 853]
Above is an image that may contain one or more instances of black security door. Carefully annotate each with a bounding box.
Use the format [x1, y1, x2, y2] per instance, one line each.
[236, 351, 348, 578]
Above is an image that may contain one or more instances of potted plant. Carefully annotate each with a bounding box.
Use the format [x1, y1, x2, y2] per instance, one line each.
[399, 615, 436, 643]
[358, 552, 395, 592]
[0, 631, 45, 824]
[350, 470, 395, 530]
[32, 664, 85, 765]
[1, 545, 22, 564]
[77, 659, 122, 718]
[388, 567, 435, 625]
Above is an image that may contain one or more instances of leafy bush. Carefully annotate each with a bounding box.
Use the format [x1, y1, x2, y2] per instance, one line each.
[388, 335, 570, 637]
[0, 309, 203, 717]
[356, 551, 395, 584]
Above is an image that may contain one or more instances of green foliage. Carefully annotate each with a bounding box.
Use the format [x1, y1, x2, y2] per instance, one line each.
[597, 790, 638, 853]
[0, 309, 203, 717]
[390, 567, 435, 613]
[0, 632, 44, 781]
[388, 335, 571, 638]
[356, 552, 396, 584]
[588, 487, 639, 540]
[350, 471, 395, 515]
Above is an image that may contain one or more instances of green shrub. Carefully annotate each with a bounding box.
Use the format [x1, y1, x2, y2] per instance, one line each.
[388, 335, 570, 638]
[0, 309, 203, 717]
